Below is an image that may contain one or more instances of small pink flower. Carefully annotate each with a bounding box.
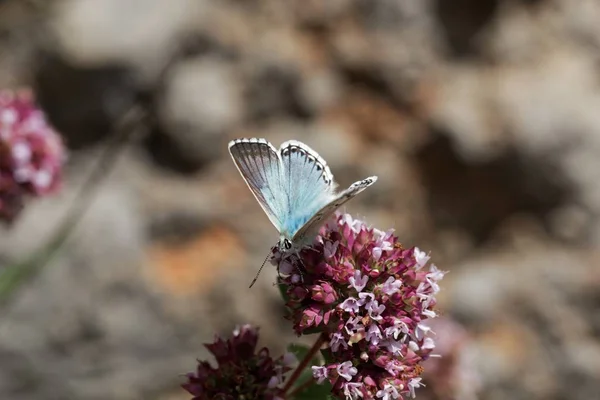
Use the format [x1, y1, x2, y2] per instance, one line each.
[324, 240, 339, 259]
[372, 240, 393, 261]
[312, 366, 329, 384]
[382, 338, 403, 355]
[357, 292, 375, 305]
[415, 323, 434, 340]
[330, 332, 348, 352]
[344, 316, 365, 336]
[348, 270, 369, 292]
[422, 308, 437, 318]
[366, 299, 385, 321]
[384, 319, 409, 340]
[421, 337, 436, 350]
[384, 360, 405, 377]
[426, 264, 444, 293]
[416, 282, 433, 307]
[408, 341, 420, 352]
[381, 276, 402, 296]
[413, 247, 430, 269]
[408, 377, 424, 398]
[339, 297, 361, 313]
[366, 324, 382, 345]
[343, 382, 366, 399]
[376, 383, 401, 400]
[336, 361, 358, 381]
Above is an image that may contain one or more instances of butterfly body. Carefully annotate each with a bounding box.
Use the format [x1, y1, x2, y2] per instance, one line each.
[228, 138, 377, 251]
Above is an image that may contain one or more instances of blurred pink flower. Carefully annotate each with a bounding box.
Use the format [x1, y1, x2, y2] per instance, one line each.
[421, 317, 481, 400]
[274, 213, 446, 399]
[0, 89, 65, 223]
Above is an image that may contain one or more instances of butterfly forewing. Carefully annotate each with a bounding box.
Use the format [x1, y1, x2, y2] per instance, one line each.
[279, 140, 336, 238]
[228, 138, 286, 231]
[291, 176, 378, 246]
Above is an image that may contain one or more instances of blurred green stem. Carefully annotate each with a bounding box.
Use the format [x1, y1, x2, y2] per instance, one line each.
[0, 107, 146, 306]
[283, 333, 326, 395]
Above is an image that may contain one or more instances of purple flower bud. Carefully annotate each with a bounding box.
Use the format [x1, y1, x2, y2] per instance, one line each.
[311, 282, 337, 304]
[300, 306, 323, 329]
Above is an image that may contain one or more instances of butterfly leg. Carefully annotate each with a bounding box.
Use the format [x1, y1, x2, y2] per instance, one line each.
[276, 260, 285, 281]
[276, 249, 306, 284]
[292, 249, 306, 284]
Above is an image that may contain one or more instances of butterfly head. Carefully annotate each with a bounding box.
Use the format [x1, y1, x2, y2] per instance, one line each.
[278, 236, 293, 252]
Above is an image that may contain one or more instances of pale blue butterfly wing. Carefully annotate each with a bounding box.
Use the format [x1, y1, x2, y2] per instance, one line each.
[290, 176, 377, 246]
[228, 138, 377, 248]
[278, 140, 337, 239]
[228, 138, 286, 231]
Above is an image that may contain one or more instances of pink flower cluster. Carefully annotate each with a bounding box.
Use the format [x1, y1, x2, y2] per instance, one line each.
[0, 89, 64, 222]
[274, 214, 445, 399]
[182, 324, 294, 400]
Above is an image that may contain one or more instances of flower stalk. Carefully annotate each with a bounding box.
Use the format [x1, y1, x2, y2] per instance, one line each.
[283, 332, 326, 394]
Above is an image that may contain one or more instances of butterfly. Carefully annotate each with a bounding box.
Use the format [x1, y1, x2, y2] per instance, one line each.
[229, 138, 377, 282]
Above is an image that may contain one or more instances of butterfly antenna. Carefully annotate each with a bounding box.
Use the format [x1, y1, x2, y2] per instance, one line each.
[249, 250, 272, 288]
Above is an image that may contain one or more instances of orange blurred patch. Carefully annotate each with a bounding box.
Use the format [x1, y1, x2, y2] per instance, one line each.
[148, 225, 245, 295]
[478, 321, 537, 365]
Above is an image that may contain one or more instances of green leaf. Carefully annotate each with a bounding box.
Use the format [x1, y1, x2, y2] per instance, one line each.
[320, 348, 335, 364]
[287, 342, 322, 367]
[291, 380, 333, 400]
[286, 341, 327, 397]
[277, 280, 289, 302]
[287, 343, 310, 362]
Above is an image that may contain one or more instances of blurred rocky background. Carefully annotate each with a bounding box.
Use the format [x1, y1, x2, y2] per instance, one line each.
[0, 0, 599, 399]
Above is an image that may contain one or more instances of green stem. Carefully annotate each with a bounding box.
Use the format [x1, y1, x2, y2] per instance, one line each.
[283, 333, 327, 394]
[0, 107, 146, 307]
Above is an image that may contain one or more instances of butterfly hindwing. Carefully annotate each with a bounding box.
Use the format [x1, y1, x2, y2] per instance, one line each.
[291, 176, 378, 246]
[228, 138, 286, 231]
[278, 140, 337, 238]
